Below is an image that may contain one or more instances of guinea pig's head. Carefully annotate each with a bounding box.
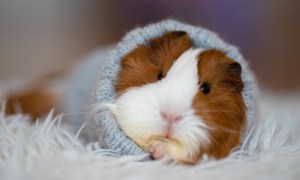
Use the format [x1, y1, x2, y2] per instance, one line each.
[110, 31, 246, 164]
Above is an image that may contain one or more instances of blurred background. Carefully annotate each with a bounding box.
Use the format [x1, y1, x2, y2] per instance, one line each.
[0, 0, 299, 92]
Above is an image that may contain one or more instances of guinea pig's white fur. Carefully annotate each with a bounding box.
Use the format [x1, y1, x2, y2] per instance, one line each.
[109, 48, 210, 162]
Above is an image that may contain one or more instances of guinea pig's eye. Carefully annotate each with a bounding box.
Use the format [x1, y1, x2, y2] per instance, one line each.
[200, 83, 211, 94]
[157, 71, 164, 80]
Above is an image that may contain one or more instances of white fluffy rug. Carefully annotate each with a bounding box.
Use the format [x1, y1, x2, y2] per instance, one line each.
[1, 92, 300, 180]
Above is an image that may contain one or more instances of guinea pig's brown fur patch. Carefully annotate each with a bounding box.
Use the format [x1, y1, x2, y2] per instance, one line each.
[191, 50, 246, 162]
[5, 87, 58, 120]
[115, 31, 193, 96]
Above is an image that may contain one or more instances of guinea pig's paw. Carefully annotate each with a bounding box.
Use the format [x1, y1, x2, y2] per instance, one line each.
[149, 143, 166, 160]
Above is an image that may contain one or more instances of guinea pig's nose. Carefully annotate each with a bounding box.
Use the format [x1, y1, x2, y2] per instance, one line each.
[160, 111, 182, 123]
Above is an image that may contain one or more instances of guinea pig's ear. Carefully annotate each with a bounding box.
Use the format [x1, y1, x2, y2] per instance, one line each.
[150, 30, 192, 47]
[227, 62, 242, 78]
[165, 31, 187, 38]
[163, 31, 190, 43]
[226, 61, 244, 92]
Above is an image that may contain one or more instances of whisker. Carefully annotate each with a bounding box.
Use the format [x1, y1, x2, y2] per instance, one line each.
[198, 121, 243, 134]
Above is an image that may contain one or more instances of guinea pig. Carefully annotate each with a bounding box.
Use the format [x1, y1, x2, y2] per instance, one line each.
[108, 31, 246, 164]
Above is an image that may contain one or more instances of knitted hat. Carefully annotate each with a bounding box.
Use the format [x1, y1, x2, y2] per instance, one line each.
[93, 19, 257, 157]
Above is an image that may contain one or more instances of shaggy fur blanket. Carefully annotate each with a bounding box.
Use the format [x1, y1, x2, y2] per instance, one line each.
[0, 92, 300, 180]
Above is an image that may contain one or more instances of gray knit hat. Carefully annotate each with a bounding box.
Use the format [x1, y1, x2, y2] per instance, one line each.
[94, 19, 257, 156]
[65, 19, 257, 157]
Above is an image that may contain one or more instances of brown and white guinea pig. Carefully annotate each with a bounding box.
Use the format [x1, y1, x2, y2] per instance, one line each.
[108, 31, 246, 164]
